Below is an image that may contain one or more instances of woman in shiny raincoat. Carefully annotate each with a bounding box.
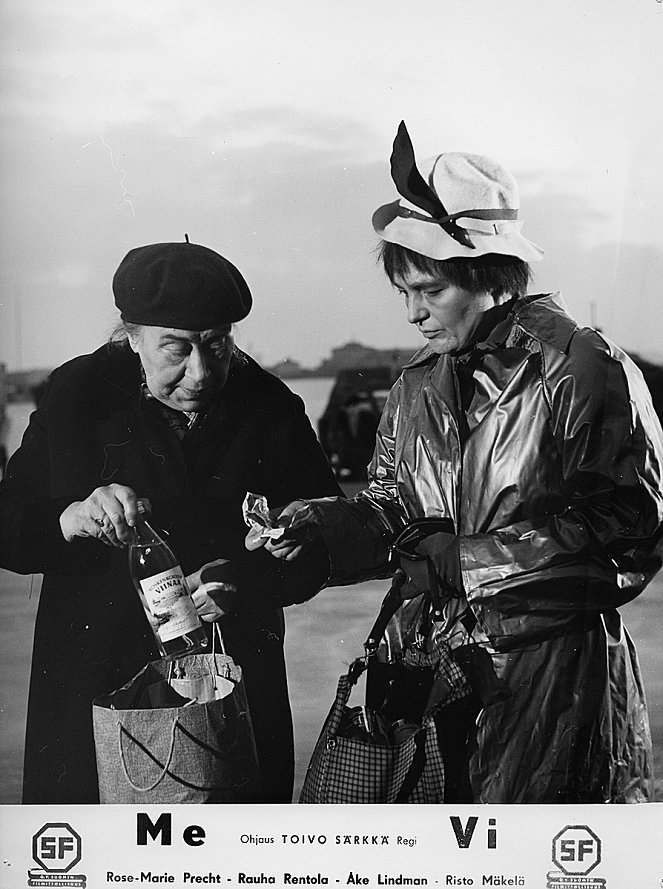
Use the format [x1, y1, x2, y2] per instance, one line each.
[250, 124, 663, 803]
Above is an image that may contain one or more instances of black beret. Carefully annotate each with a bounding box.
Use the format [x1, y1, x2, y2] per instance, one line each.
[112, 241, 252, 329]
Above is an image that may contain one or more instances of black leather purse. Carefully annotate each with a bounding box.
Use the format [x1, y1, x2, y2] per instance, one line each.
[379, 518, 509, 711]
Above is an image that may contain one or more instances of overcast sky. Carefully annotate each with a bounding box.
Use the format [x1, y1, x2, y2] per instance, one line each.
[1, 0, 662, 372]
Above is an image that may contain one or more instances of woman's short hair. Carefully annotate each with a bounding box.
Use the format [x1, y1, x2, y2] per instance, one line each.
[378, 241, 531, 299]
[108, 320, 143, 346]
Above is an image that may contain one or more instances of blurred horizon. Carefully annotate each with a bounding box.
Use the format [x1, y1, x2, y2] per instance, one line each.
[1, 0, 662, 373]
[4, 331, 663, 382]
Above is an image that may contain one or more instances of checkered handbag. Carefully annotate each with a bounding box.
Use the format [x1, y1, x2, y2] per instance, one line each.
[299, 657, 446, 804]
[299, 555, 471, 804]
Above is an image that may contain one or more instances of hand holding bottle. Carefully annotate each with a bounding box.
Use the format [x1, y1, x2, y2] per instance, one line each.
[139, 576, 231, 628]
[59, 484, 146, 546]
[128, 504, 209, 659]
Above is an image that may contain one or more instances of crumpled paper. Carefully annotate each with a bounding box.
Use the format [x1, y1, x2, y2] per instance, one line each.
[242, 492, 321, 540]
[242, 492, 286, 540]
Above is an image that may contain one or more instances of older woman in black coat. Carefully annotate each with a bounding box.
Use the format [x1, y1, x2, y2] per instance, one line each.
[0, 240, 340, 804]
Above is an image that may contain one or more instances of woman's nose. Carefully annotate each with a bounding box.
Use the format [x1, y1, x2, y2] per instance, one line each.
[406, 292, 427, 324]
[186, 347, 211, 383]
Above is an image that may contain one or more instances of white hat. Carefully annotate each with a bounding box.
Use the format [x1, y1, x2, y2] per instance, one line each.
[372, 122, 543, 262]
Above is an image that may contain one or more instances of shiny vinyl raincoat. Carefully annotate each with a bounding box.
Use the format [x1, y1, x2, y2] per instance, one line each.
[314, 292, 663, 803]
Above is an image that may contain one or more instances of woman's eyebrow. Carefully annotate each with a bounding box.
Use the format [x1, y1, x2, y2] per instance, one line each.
[396, 278, 441, 290]
[201, 329, 232, 342]
[159, 333, 193, 344]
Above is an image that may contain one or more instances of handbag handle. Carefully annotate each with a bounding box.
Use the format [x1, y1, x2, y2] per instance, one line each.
[323, 670, 360, 743]
[362, 565, 443, 659]
[326, 538, 450, 735]
[363, 573, 407, 657]
[326, 572, 407, 739]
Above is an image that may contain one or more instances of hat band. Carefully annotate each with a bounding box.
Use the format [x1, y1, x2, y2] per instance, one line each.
[397, 206, 519, 225]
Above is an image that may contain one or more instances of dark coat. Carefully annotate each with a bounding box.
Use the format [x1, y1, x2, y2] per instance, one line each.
[0, 343, 341, 803]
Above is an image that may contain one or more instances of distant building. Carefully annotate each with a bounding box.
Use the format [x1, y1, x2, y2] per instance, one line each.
[265, 341, 417, 380]
[316, 342, 416, 376]
[266, 357, 311, 379]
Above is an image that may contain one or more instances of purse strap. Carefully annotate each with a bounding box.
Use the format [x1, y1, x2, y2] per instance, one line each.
[344, 551, 449, 700]
[363, 564, 444, 661]
[363, 572, 407, 658]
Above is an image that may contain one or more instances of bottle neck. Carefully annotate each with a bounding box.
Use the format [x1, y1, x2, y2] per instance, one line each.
[133, 514, 162, 546]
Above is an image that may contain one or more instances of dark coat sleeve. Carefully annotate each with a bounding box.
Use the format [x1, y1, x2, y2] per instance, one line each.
[0, 351, 342, 605]
[193, 371, 344, 609]
[0, 367, 111, 575]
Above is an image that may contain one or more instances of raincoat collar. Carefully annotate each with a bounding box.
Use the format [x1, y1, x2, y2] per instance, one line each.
[513, 291, 577, 352]
[403, 292, 577, 370]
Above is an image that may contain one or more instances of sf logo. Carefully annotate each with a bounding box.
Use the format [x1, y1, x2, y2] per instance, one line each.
[551, 825, 601, 876]
[32, 823, 82, 873]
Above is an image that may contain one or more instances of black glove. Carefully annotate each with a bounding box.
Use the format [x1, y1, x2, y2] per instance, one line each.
[391, 519, 463, 601]
[408, 530, 462, 596]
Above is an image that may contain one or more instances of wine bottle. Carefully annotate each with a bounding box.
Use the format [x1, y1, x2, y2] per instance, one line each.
[128, 504, 209, 659]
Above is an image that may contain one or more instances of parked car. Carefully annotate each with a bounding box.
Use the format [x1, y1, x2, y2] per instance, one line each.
[318, 367, 396, 480]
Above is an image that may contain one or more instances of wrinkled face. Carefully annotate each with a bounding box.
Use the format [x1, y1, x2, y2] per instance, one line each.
[392, 266, 501, 356]
[128, 325, 234, 411]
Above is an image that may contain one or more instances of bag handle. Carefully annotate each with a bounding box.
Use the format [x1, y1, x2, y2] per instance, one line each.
[363, 572, 407, 657]
[322, 669, 360, 742]
[117, 625, 240, 795]
[168, 624, 228, 688]
[389, 517, 455, 556]
[117, 718, 179, 792]
[116, 719, 252, 794]
[323, 571, 412, 741]
[212, 622, 226, 657]
[362, 566, 443, 660]
[323, 545, 447, 741]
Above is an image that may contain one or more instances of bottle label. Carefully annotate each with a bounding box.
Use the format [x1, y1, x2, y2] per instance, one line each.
[139, 567, 201, 642]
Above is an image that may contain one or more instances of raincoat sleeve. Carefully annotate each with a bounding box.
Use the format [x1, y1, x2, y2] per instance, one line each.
[310, 381, 408, 583]
[462, 331, 663, 647]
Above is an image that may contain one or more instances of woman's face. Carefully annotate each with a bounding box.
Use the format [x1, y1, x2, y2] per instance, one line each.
[392, 265, 501, 356]
[128, 325, 234, 412]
